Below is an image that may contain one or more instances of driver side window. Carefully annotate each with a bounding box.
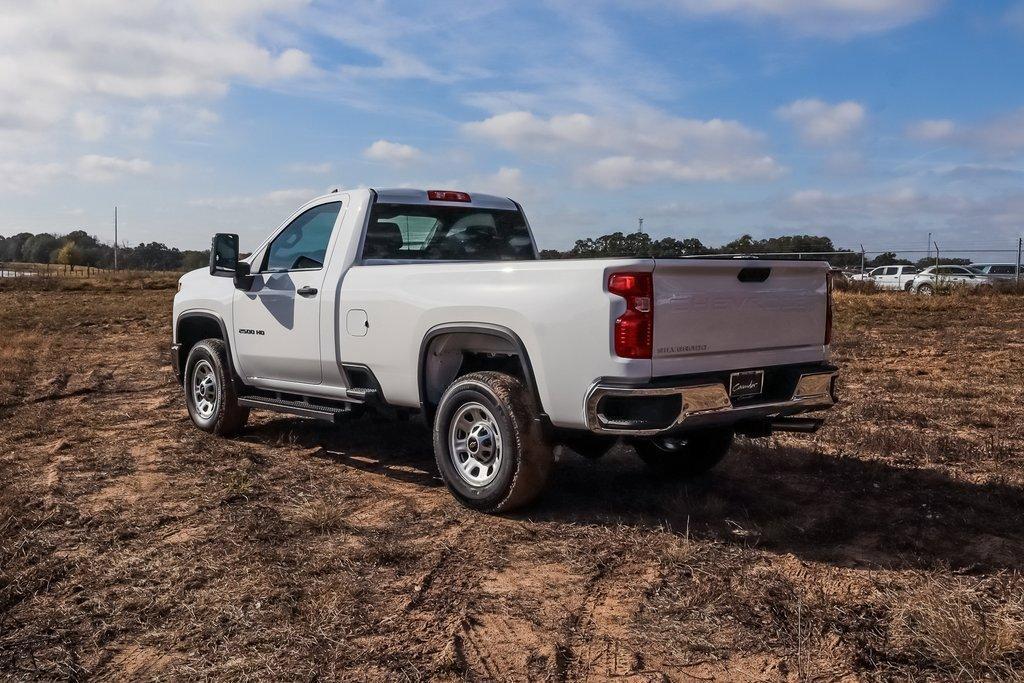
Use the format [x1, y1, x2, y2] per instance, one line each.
[262, 202, 342, 272]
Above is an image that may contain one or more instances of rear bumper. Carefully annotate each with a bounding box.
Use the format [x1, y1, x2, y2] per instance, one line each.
[585, 364, 838, 436]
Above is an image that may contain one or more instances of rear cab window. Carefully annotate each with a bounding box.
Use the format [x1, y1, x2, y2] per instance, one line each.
[363, 203, 536, 261]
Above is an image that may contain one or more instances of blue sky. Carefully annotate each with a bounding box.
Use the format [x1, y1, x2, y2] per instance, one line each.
[1, 0, 1023, 254]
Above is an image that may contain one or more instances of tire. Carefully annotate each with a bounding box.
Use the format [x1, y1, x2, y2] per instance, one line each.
[917, 283, 934, 295]
[184, 339, 249, 436]
[631, 428, 734, 478]
[433, 371, 553, 513]
[904, 281, 914, 292]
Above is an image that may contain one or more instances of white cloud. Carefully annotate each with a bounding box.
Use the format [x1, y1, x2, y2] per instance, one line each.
[75, 155, 153, 183]
[966, 108, 1024, 152]
[0, 155, 153, 193]
[471, 167, 529, 198]
[123, 107, 162, 139]
[189, 188, 317, 210]
[73, 111, 109, 141]
[363, 140, 422, 165]
[777, 187, 1024, 241]
[0, 1, 313, 137]
[464, 110, 762, 154]
[464, 112, 601, 151]
[0, 161, 65, 194]
[578, 155, 782, 189]
[286, 162, 334, 174]
[907, 109, 1024, 153]
[464, 108, 780, 188]
[660, 0, 939, 37]
[776, 99, 866, 145]
[907, 118, 956, 141]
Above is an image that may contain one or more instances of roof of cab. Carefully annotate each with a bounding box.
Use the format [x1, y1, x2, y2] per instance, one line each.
[373, 188, 518, 210]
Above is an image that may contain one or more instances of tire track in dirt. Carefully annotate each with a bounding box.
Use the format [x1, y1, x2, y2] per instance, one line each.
[459, 611, 554, 681]
[556, 560, 664, 681]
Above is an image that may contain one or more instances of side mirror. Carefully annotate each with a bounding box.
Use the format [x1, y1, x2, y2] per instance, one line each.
[210, 233, 239, 276]
[233, 261, 254, 291]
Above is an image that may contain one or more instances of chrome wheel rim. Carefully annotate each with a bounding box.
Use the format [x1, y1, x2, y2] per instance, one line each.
[191, 359, 218, 419]
[449, 402, 503, 486]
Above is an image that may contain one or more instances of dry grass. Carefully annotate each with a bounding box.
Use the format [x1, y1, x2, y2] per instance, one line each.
[0, 270, 180, 292]
[887, 574, 1024, 679]
[0, 284, 1023, 680]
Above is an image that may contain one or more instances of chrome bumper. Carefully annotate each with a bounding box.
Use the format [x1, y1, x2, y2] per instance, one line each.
[585, 371, 838, 436]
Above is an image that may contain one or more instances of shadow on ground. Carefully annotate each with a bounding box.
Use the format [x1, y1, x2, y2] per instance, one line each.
[243, 415, 1024, 573]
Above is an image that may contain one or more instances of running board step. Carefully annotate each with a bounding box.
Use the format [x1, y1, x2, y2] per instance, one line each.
[238, 396, 354, 422]
[345, 388, 378, 402]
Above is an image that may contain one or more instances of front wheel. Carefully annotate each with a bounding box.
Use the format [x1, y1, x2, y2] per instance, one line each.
[630, 428, 734, 478]
[433, 371, 553, 513]
[904, 281, 914, 292]
[917, 283, 934, 295]
[184, 339, 249, 436]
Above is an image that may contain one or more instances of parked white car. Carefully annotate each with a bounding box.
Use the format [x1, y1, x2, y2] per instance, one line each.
[851, 265, 919, 291]
[972, 263, 1020, 284]
[172, 188, 838, 512]
[910, 265, 996, 294]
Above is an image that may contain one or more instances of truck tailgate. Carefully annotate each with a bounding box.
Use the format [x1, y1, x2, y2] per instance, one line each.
[651, 259, 828, 376]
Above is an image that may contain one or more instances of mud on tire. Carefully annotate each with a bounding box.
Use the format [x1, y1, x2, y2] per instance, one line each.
[183, 338, 249, 437]
[433, 371, 553, 513]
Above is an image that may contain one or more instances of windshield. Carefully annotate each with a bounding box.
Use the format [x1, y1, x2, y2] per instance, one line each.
[363, 203, 536, 261]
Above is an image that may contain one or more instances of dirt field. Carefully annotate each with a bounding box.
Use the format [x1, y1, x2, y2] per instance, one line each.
[1, 281, 1022, 681]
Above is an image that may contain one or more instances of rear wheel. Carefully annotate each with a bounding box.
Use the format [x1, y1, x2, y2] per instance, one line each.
[433, 371, 553, 513]
[631, 428, 734, 478]
[904, 281, 914, 292]
[184, 339, 249, 436]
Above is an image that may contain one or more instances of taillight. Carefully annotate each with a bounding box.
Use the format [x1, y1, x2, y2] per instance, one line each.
[427, 190, 471, 202]
[825, 271, 834, 345]
[609, 272, 653, 359]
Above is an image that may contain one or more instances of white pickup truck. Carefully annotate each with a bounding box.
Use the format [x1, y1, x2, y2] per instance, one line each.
[172, 188, 838, 512]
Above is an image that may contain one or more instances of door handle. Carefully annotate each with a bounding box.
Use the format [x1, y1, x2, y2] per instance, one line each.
[297, 286, 318, 297]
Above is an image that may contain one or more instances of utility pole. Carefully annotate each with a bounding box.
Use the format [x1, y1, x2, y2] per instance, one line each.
[1016, 236, 1022, 285]
[114, 206, 118, 272]
[926, 231, 931, 262]
[859, 244, 865, 275]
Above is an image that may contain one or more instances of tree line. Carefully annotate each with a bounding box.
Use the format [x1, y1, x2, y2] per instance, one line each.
[538, 231, 971, 269]
[0, 231, 209, 272]
[3, 228, 974, 272]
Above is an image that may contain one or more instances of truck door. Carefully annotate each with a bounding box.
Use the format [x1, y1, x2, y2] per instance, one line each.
[878, 266, 898, 289]
[232, 201, 343, 384]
